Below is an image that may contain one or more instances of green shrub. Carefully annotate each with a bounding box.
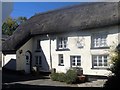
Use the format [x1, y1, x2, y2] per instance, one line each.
[65, 69, 78, 84]
[109, 50, 120, 76]
[58, 73, 66, 82]
[50, 73, 59, 81]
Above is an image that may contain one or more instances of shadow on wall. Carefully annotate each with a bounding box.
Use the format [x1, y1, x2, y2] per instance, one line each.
[3, 59, 16, 71]
[40, 49, 50, 72]
[33, 44, 50, 73]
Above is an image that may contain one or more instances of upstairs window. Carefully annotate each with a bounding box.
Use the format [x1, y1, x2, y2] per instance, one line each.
[92, 34, 108, 48]
[57, 37, 68, 50]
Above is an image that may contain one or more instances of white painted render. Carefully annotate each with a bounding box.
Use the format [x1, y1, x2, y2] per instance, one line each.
[38, 26, 118, 76]
[16, 25, 119, 76]
[2, 53, 16, 67]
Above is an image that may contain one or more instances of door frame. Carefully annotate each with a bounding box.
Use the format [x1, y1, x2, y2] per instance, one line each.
[25, 50, 32, 73]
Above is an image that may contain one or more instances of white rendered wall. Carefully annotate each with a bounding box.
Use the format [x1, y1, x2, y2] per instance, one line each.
[37, 26, 118, 76]
[2, 54, 16, 67]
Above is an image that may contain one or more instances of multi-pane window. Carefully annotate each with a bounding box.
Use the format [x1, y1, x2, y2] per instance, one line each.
[57, 37, 68, 49]
[35, 56, 42, 67]
[58, 54, 64, 66]
[92, 35, 107, 48]
[37, 40, 41, 49]
[70, 56, 81, 67]
[92, 55, 109, 68]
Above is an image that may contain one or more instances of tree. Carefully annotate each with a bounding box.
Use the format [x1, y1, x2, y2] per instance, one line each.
[104, 44, 120, 88]
[2, 16, 27, 36]
[2, 17, 18, 35]
[16, 16, 27, 25]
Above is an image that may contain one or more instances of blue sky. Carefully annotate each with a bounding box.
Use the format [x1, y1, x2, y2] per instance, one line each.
[10, 2, 82, 19]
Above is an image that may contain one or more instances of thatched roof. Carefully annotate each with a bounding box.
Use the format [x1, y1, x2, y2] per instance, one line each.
[2, 2, 120, 53]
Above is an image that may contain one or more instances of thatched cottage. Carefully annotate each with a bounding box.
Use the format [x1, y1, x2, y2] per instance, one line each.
[2, 2, 120, 76]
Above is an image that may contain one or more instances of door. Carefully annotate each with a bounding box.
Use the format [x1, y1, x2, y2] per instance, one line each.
[25, 51, 31, 73]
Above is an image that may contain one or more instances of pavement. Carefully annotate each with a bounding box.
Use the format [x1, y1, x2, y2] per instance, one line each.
[78, 79, 107, 87]
[2, 69, 107, 89]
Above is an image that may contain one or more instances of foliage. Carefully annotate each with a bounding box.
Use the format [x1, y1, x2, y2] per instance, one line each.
[57, 73, 66, 82]
[2, 16, 27, 36]
[109, 49, 120, 76]
[65, 69, 78, 84]
[50, 73, 59, 81]
[70, 67, 83, 76]
[104, 45, 120, 88]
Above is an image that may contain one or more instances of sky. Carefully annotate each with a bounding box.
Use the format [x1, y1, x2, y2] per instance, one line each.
[10, 2, 82, 19]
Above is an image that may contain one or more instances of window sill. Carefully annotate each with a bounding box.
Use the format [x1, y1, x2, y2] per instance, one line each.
[91, 47, 110, 49]
[58, 64, 64, 66]
[56, 48, 70, 51]
[91, 67, 109, 70]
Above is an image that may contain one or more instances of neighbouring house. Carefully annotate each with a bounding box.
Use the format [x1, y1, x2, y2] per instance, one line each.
[1, 35, 16, 70]
[2, 2, 120, 76]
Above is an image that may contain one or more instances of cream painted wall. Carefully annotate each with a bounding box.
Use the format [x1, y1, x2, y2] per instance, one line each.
[16, 38, 33, 71]
[33, 25, 118, 76]
[16, 25, 119, 76]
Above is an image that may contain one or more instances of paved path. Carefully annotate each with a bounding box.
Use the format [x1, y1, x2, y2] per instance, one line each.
[6, 79, 77, 87]
[4, 77, 106, 88]
[77, 79, 107, 87]
[2, 69, 107, 88]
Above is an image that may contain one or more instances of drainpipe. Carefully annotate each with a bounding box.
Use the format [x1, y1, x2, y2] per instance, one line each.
[47, 34, 52, 70]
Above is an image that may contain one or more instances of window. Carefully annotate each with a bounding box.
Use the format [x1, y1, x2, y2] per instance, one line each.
[35, 56, 42, 67]
[57, 37, 68, 49]
[92, 55, 109, 69]
[70, 56, 81, 67]
[37, 40, 41, 49]
[58, 54, 64, 66]
[92, 34, 108, 48]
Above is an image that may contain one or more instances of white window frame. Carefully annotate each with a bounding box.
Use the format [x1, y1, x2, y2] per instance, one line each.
[57, 37, 68, 49]
[35, 56, 42, 67]
[92, 34, 108, 48]
[70, 56, 81, 67]
[92, 55, 109, 69]
[58, 54, 64, 66]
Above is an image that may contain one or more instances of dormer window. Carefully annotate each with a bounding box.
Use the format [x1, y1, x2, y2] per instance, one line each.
[57, 37, 68, 50]
[91, 34, 109, 49]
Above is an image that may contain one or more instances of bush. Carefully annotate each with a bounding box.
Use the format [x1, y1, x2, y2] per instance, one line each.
[71, 67, 83, 76]
[58, 73, 66, 82]
[65, 69, 78, 84]
[50, 73, 59, 81]
[104, 46, 120, 88]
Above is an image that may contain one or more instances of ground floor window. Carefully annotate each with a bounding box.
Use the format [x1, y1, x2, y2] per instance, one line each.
[92, 55, 109, 69]
[58, 54, 64, 66]
[35, 56, 42, 67]
[70, 56, 81, 67]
